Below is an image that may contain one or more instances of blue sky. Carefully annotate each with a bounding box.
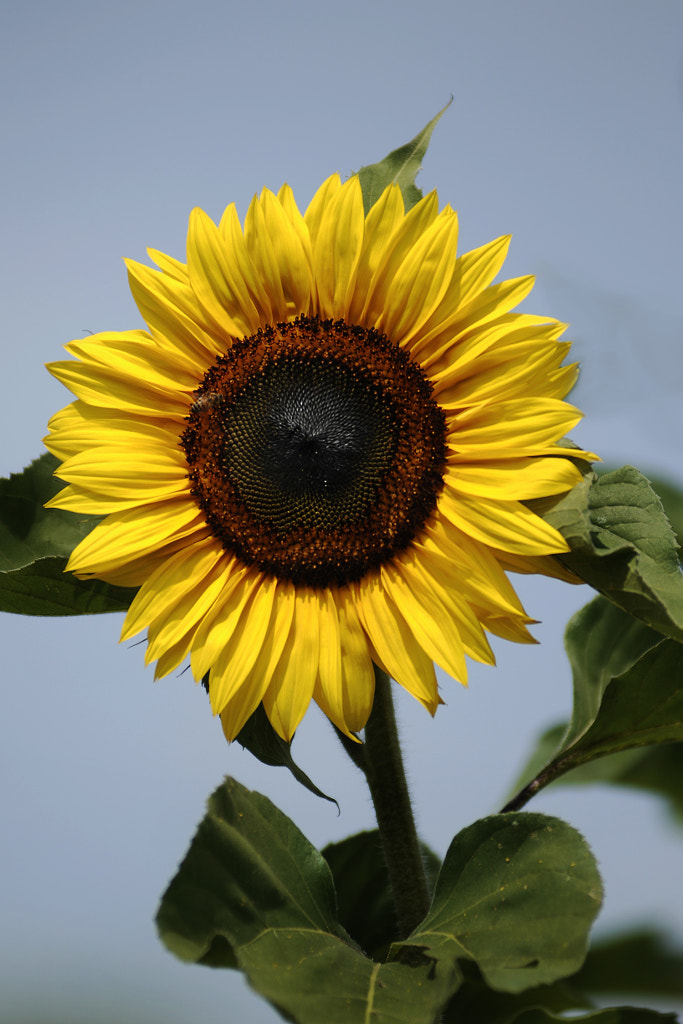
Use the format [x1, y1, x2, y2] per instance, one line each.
[1, 2, 682, 1021]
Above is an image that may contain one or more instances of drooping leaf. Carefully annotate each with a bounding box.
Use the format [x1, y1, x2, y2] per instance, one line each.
[322, 829, 441, 960]
[505, 599, 683, 811]
[514, 726, 683, 824]
[393, 813, 602, 994]
[538, 466, 683, 643]
[562, 597, 664, 748]
[557, 638, 683, 765]
[0, 453, 137, 615]
[157, 778, 461, 1023]
[235, 703, 338, 805]
[355, 100, 451, 214]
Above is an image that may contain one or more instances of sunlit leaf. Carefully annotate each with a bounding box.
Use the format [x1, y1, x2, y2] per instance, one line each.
[355, 101, 451, 214]
[539, 467, 683, 643]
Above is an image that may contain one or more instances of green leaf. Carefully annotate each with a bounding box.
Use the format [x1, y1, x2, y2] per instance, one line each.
[563, 597, 663, 748]
[539, 466, 683, 643]
[0, 555, 136, 615]
[646, 475, 683, 550]
[355, 100, 451, 214]
[505, 599, 683, 811]
[235, 703, 338, 806]
[558, 638, 683, 767]
[515, 728, 683, 824]
[0, 453, 137, 615]
[574, 930, 683, 999]
[157, 778, 460, 1023]
[322, 829, 441, 960]
[393, 813, 602, 994]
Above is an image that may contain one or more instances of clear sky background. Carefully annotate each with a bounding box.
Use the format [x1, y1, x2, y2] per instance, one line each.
[1, 2, 682, 1021]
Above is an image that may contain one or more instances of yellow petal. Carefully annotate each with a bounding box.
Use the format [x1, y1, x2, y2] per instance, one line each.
[450, 235, 512, 310]
[188, 562, 255, 683]
[47, 360, 190, 420]
[253, 189, 314, 318]
[313, 588, 374, 739]
[359, 191, 439, 329]
[449, 398, 583, 450]
[346, 184, 405, 324]
[126, 257, 226, 365]
[352, 574, 438, 712]
[52, 445, 187, 501]
[66, 499, 205, 576]
[260, 587, 321, 740]
[130, 548, 235, 661]
[219, 203, 276, 322]
[381, 207, 459, 345]
[209, 576, 279, 710]
[44, 404, 180, 462]
[444, 457, 582, 500]
[303, 173, 342, 248]
[147, 248, 188, 282]
[186, 206, 258, 336]
[381, 561, 470, 683]
[276, 183, 315, 274]
[419, 516, 530, 619]
[311, 176, 364, 319]
[439, 488, 570, 555]
[393, 552, 495, 667]
[219, 583, 297, 741]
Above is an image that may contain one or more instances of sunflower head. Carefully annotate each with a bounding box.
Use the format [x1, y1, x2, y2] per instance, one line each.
[45, 173, 593, 743]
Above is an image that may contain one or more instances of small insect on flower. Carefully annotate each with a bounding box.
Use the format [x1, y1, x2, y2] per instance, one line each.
[190, 391, 224, 415]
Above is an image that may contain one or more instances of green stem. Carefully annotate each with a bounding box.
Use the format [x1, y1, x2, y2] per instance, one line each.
[359, 666, 431, 939]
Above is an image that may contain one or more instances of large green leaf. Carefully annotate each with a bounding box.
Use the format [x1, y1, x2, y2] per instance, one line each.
[322, 829, 441, 961]
[157, 778, 460, 1023]
[393, 813, 602, 994]
[355, 101, 451, 214]
[0, 453, 136, 615]
[539, 466, 683, 643]
[505, 599, 683, 811]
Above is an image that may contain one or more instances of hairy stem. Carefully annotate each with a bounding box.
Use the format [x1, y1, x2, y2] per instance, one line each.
[358, 666, 431, 938]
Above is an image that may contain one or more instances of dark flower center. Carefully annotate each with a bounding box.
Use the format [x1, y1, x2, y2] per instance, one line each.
[181, 316, 446, 587]
[223, 356, 396, 532]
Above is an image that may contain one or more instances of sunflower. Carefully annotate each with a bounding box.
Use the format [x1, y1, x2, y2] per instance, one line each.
[44, 175, 592, 742]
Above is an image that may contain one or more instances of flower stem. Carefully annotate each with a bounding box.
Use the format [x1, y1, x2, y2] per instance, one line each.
[360, 666, 431, 939]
